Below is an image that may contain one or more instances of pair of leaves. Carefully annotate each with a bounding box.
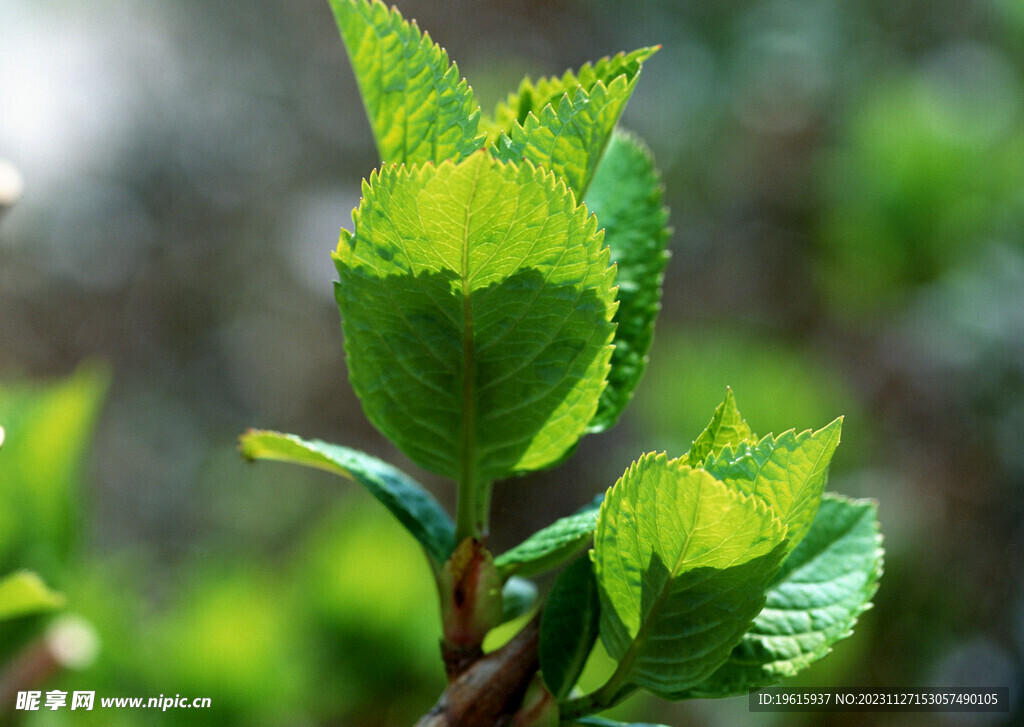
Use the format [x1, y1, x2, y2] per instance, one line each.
[332, 0, 655, 198]
[544, 394, 881, 713]
[550, 494, 881, 719]
[330, 0, 668, 489]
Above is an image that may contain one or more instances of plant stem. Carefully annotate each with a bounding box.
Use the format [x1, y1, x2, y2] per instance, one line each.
[415, 613, 541, 727]
[559, 654, 639, 719]
[455, 475, 491, 543]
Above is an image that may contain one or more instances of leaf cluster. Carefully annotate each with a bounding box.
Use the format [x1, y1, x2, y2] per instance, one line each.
[240, 2, 882, 724]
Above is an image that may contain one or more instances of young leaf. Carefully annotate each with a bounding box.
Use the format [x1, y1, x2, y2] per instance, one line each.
[593, 454, 788, 699]
[239, 430, 455, 567]
[329, 0, 484, 164]
[486, 48, 658, 141]
[688, 388, 753, 462]
[584, 131, 670, 433]
[0, 570, 64, 621]
[494, 495, 602, 579]
[683, 494, 884, 698]
[334, 151, 616, 492]
[539, 554, 600, 701]
[703, 418, 843, 555]
[492, 48, 658, 198]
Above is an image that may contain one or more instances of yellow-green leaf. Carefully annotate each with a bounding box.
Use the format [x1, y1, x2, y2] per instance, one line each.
[594, 454, 788, 697]
[0, 570, 64, 621]
[330, 0, 484, 164]
[334, 151, 616, 488]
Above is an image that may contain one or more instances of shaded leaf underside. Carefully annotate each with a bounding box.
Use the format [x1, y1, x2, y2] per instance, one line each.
[540, 554, 601, 701]
[239, 430, 454, 566]
[584, 131, 670, 433]
[494, 495, 602, 579]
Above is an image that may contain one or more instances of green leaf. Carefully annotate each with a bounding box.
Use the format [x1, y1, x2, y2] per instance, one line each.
[495, 495, 602, 579]
[683, 494, 884, 698]
[334, 151, 616, 490]
[594, 454, 788, 698]
[239, 430, 454, 567]
[688, 388, 754, 462]
[329, 0, 483, 164]
[703, 418, 843, 555]
[0, 363, 109, 572]
[540, 555, 600, 701]
[584, 131, 670, 432]
[0, 570, 64, 621]
[487, 48, 658, 141]
[501, 576, 539, 624]
[492, 48, 658, 197]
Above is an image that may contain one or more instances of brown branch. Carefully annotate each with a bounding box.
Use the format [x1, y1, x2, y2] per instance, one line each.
[415, 614, 541, 727]
[0, 638, 61, 718]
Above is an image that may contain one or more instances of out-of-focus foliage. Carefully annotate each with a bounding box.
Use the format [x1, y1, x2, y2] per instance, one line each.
[0, 367, 106, 717]
[0, 571, 63, 622]
[817, 56, 1024, 315]
[0, 365, 109, 576]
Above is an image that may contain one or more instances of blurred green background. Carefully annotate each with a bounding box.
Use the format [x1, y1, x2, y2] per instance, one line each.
[2, 0, 1023, 724]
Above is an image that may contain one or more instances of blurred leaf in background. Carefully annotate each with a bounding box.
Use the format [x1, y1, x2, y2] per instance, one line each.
[816, 45, 1024, 317]
[0, 363, 110, 577]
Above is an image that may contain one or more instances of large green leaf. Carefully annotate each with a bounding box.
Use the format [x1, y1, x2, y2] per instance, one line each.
[334, 151, 616, 489]
[703, 418, 843, 555]
[492, 49, 657, 198]
[584, 131, 670, 432]
[494, 495, 602, 579]
[688, 388, 753, 462]
[0, 570, 64, 621]
[329, 0, 483, 164]
[594, 454, 788, 698]
[684, 494, 884, 698]
[539, 555, 600, 700]
[239, 430, 454, 567]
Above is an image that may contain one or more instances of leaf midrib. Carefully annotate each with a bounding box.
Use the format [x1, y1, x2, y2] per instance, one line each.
[459, 159, 481, 498]
[608, 471, 702, 688]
